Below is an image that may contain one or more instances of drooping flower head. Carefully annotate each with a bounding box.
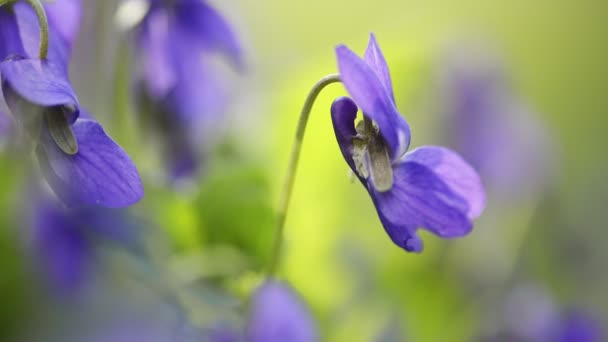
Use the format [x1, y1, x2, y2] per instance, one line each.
[331, 34, 485, 252]
[0, 0, 143, 207]
[246, 280, 318, 342]
[131, 0, 243, 179]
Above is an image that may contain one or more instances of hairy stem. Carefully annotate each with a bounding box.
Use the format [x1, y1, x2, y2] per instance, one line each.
[21, 0, 49, 59]
[267, 74, 342, 277]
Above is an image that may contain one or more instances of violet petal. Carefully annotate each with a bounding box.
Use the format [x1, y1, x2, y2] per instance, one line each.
[12, 2, 71, 69]
[138, 8, 176, 98]
[1, 57, 78, 111]
[0, 6, 26, 60]
[246, 281, 318, 342]
[369, 148, 479, 250]
[363, 33, 394, 102]
[336, 44, 410, 160]
[174, 0, 244, 69]
[37, 117, 144, 208]
[330, 96, 359, 172]
[32, 195, 89, 292]
[44, 0, 82, 49]
[399, 146, 486, 220]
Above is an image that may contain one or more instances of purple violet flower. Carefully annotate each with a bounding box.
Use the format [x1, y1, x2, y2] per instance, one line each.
[553, 310, 603, 342]
[0, 1, 143, 207]
[29, 190, 142, 293]
[31, 191, 91, 292]
[246, 281, 318, 342]
[134, 0, 243, 179]
[501, 285, 603, 342]
[331, 34, 485, 252]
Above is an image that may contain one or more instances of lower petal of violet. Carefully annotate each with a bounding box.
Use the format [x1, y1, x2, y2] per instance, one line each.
[398, 146, 486, 219]
[369, 148, 481, 251]
[37, 116, 144, 208]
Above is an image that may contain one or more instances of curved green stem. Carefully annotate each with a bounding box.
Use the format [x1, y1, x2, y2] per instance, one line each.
[267, 74, 342, 277]
[21, 0, 49, 59]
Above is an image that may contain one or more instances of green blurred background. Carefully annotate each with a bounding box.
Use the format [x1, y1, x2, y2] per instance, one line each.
[1, 0, 607, 341]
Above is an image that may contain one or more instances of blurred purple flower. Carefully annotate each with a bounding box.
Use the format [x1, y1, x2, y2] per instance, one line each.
[331, 34, 485, 252]
[134, 0, 243, 179]
[29, 190, 142, 293]
[205, 324, 243, 342]
[246, 281, 318, 342]
[501, 285, 603, 342]
[436, 47, 554, 196]
[553, 310, 603, 342]
[0, 2, 143, 207]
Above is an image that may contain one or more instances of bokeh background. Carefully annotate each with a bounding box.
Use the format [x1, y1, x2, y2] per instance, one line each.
[0, 0, 606, 341]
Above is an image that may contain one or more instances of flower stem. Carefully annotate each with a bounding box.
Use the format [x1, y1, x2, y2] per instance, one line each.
[21, 0, 49, 59]
[267, 73, 342, 277]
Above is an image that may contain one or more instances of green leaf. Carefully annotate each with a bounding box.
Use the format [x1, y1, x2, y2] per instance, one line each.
[196, 142, 275, 270]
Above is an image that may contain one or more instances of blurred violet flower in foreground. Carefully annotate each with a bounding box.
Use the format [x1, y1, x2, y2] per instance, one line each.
[435, 46, 554, 198]
[131, 0, 243, 180]
[553, 310, 603, 342]
[246, 280, 318, 342]
[28, 189, 142, 294]
[331, 34, 485, 252]
[499, 285, 603, 342]
[0, 1, 143, 207]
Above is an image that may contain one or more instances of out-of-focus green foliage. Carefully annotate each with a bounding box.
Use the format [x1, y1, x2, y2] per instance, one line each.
[196, 141, 275, 271]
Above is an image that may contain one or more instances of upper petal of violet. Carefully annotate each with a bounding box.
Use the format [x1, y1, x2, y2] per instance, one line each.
[0, 6, 26, 60]
[37, 116, 144, 208]
[336, 43, 410, 161]
[363, 33, 395, 103]
[174, 0, 244, 69]
[1, 57, 78, 121]
[44, 0, 82, 49]
[137, 7, 177, 99]
[12, 1, 72, 70]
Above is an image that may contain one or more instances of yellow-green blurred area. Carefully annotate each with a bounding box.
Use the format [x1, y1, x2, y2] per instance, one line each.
[1, 0, 607, 341]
